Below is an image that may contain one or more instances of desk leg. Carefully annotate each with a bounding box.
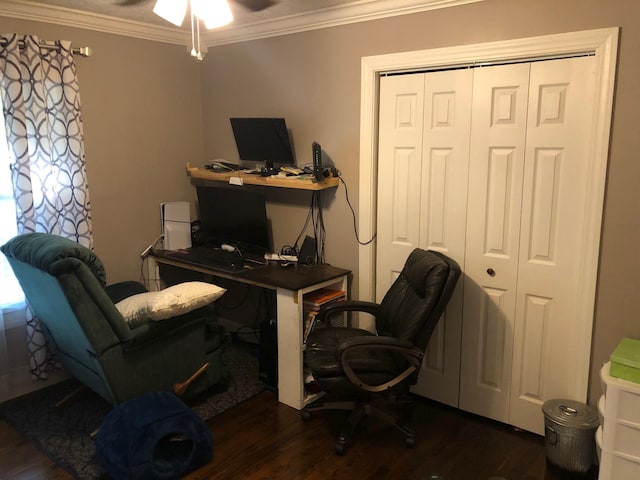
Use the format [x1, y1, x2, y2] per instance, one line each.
[275, 287, 304, 410]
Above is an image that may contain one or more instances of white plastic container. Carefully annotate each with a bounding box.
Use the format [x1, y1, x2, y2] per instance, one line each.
[600, 363, 640, 456]
[597, 395, 605, 431]
[598, 450, 640, 480]
[598, 362, 640, 480]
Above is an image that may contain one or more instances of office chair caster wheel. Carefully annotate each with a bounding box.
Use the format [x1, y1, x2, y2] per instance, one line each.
[302, 409, 312, 421]
[405, 436, 416, 449]
[334, 442, 347, 456]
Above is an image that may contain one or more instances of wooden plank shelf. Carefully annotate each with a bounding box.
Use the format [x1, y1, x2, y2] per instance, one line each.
[186, 164, 339, 191]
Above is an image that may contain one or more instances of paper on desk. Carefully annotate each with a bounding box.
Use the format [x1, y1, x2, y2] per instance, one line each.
[229, 176, 243, 186]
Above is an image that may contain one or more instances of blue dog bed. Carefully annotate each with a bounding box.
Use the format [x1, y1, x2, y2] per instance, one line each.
[95, 391, 213, 479]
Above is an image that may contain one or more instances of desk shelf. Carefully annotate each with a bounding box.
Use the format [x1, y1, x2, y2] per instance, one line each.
[187, 164, 339, 191]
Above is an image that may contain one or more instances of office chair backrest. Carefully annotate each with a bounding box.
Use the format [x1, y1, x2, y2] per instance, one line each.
[376, 249, 461, 351]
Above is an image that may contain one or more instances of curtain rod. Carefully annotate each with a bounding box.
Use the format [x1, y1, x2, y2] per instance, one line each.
[0, 39, 92, 57]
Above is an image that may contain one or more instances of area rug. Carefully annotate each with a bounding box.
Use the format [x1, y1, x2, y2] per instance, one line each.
[1, 341, 265, 480]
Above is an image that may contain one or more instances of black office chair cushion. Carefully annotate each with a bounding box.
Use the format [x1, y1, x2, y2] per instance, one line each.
[306, 327, 408, 396]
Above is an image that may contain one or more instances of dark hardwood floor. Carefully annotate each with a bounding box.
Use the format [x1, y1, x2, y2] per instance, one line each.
[0, 390, 597, 479]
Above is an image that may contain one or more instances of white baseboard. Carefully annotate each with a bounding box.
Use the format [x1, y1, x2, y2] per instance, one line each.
[0, 369, 69, 403]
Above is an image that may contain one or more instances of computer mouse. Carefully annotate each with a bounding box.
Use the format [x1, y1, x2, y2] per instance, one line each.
[221, 244, 235, 252]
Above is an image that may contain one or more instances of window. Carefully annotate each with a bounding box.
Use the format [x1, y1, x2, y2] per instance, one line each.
[0, 96, 24, 308]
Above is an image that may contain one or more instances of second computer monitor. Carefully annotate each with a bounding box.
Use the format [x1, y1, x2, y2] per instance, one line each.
[196, 185, 271, 254]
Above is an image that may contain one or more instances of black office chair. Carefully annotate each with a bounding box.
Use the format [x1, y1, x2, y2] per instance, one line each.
[303, 248, 460, 455]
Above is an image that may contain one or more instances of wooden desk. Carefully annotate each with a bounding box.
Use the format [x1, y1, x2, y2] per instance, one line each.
[152, 250, 350, 410]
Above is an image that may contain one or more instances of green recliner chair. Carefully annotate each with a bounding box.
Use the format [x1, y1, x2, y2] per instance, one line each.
[1, 232, 230, 405]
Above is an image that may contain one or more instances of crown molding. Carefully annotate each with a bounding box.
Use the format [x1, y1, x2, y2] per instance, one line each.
[0, 0, 484, 48]
[204, 0, 484, 46]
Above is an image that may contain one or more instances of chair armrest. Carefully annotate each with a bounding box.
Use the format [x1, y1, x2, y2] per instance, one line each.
[336, 335, 424, 393]
[317, 300, 380, 326]
[121, 308, 208, 351]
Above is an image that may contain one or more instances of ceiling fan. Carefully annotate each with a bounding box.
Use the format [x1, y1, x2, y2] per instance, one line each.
[217, 0, 276, 11]
[120, 0, 277, 59]
[119, 0, 276, 14]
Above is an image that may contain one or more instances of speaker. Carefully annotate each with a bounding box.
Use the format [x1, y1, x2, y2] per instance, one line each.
[161, 202, 192, 250]
[299, 235, 317, 265]
[312, 141, 323, 182]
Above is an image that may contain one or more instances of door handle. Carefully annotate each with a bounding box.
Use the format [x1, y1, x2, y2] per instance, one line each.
[486, 268, 496, 277]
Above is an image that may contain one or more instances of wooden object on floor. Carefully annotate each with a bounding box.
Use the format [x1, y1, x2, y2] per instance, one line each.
[173, 362, 209, 396]
[54, 385, 87, 408]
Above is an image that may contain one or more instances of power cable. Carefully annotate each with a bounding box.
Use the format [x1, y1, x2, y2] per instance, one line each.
[338, 174, 376, 245]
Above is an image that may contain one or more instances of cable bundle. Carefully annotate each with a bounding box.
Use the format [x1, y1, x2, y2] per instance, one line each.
[282, 190, 325, 264]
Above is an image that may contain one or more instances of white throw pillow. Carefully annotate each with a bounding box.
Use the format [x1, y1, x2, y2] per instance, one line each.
[116, 281, 226, 327]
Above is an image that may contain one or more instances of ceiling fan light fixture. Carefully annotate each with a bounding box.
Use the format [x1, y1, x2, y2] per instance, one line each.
[192, 0, 234, 29]
[153, 0, 188, 27]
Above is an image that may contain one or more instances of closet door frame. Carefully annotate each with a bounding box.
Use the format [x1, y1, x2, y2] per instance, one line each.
[358, 28, 618, 401]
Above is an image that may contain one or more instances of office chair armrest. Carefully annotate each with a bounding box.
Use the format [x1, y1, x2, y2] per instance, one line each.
[336, 335, 424, 393]
[317, 300, 380, 326]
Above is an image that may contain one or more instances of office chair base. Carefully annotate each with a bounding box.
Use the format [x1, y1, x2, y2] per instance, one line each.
[303, 394, 417, 455]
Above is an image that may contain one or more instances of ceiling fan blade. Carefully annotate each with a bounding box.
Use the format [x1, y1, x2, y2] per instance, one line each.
[118, 0, 148, 5]
[232, 0, 276, 12]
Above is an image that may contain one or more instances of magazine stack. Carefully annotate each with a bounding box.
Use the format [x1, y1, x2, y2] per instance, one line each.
[302, 288, 346, 345]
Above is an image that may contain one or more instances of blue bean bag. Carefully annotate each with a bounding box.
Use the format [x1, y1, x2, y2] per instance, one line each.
[95, 391, 213, 479]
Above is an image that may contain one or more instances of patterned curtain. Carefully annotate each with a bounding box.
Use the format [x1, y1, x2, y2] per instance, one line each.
[0, 34, 93, 379]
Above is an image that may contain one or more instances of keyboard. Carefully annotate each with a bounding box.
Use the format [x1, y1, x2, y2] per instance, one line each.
[204, 161, 242, 172]
[166, 247, 248, 273]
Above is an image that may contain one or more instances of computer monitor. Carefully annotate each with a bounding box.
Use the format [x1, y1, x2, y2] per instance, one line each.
[196, 186, 271, 254]
[230, 117, 294, 175]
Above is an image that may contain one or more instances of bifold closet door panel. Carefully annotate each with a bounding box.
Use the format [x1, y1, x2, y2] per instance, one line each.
[412, 68, 472, 407]
[376, 74, 426, 300]
[509, 55, 597, 434]
[459, 63, 531, 424]
[376, 70, 472, 407]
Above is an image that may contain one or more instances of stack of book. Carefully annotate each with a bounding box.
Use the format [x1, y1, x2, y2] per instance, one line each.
[302, 288, 346, 344]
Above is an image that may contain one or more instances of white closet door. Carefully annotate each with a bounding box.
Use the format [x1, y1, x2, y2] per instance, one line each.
[376, 74, 426, 299]
[377, 70, 472, 406]
[459, 63, 531, 423]
[376, 55, 599, 434]
[509, 56, 597, 434]
[412, 69, 472, 406]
